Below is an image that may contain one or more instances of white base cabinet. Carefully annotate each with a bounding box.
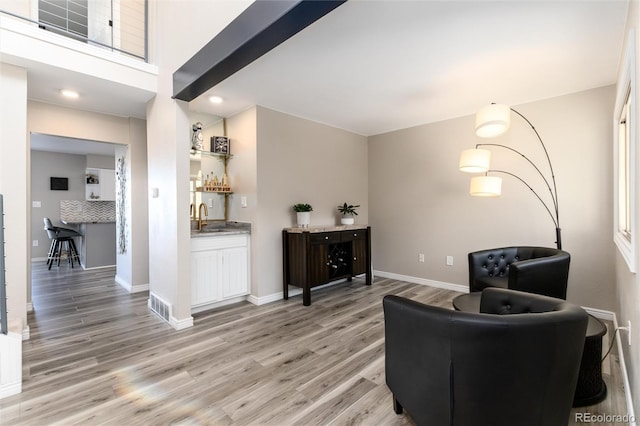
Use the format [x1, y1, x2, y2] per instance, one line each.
[191, 234, 249, 312]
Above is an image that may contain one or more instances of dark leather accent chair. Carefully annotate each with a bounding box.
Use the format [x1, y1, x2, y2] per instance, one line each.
[468, 246, 570, 299]
[383, 288, 588, 426]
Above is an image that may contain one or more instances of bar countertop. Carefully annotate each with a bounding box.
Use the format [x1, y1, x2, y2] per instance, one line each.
[283, 224, 369, 233]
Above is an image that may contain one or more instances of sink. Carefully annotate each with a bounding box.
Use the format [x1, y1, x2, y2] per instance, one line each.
[199, 228, 228, 233]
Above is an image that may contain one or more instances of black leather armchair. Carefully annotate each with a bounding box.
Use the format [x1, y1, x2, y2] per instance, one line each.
[468, 246, 570, 299]
[383, 288, 588, 426]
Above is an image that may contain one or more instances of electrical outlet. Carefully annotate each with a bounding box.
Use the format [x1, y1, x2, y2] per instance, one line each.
[418, 253, 425, 263]
[32, 201, 41, 208]
[32, 240, 38, 247]
[446, 256, 453, 266]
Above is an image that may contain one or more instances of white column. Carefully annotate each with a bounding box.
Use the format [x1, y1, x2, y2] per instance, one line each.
[0, 63, 28, 398]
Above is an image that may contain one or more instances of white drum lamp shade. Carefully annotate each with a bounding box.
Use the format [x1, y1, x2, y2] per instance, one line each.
[475, 104, 511, 138]
[459, 148, 491, 173]
[470, 175, 502, 197]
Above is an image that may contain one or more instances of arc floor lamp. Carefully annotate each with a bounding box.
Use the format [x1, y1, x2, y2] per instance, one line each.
[459, 103, 562, 249]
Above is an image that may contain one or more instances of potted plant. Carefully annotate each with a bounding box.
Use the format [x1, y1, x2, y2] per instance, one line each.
[293, 203, 313, 228]
[338, 202, 359, 225]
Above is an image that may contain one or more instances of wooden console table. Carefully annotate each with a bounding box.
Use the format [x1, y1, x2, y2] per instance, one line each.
[282, 225, 372, 305]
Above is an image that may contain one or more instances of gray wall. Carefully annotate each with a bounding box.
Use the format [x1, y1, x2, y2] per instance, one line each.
[30, 150, 86, 259]
[369, 86, 616, 311]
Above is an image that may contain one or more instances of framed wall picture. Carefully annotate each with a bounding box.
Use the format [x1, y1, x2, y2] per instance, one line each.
[211, 136, 230, 155]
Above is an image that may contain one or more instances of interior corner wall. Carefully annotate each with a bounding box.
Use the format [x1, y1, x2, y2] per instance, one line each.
[114, 118, 149, 292]
[0, 63, 28, 334]
[369, 86, 616, 311]
[615, 0, 640, 414]
[254, 106, 368, 299]
[128, 118, 149, 289]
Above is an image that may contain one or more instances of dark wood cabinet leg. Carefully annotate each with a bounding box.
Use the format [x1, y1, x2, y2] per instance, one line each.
[393, 396, 403, 414]
[303, 287, 311, 306]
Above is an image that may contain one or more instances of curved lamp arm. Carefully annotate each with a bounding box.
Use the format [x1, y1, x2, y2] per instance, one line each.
[466, 105, 562, 249]
[510, 107, 560, 227]
[487, 170, 557, 228]
[485, 169, 562, 249]
[476, 143, 558, 217]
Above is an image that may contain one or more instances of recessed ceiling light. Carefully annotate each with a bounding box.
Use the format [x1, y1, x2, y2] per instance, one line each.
[209, 95, 223, 104]
[60, 89, 79, 99]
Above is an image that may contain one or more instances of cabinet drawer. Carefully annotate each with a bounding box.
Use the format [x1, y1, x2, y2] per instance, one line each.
[310, 232, 341, 245]
[341, 230, 367, 241]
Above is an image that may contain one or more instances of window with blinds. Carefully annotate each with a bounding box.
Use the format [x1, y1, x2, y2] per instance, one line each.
[38, 0, 88, 40]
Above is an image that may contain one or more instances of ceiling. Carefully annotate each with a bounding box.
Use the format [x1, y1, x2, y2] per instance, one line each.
[189, 0, 629, 136]
[30, 133, 118, 156]
[22, 0, 630, 140]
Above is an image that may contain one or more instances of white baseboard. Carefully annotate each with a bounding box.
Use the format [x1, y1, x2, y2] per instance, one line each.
[115, 275, 149, 293]
[582, 306, 615, 321]
[612, 314, 637, 426]
[169, 315, 194, 330]
[247, 292, 282, 306]
[250, 279, 352, 306]
[192, 295, 248, 313]
[0, 382, 21, 399]
[82, 264, 116, 271]
[373, 270, 468, 293]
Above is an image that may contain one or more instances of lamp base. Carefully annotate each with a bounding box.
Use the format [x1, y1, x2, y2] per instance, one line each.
[556, 227, 562, 250]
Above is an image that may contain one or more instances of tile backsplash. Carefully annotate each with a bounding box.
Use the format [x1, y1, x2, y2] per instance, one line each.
[60, 200, 116, 223]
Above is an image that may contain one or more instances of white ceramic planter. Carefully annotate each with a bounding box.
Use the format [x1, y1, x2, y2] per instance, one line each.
[341, 216, 355, 225]
[297, 211, 311, 228]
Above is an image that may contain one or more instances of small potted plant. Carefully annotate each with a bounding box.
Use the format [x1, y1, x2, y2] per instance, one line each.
[293, 203, 313, 228]
[338, 202, 359, 225]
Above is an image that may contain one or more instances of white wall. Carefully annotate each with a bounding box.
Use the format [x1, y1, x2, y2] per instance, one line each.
[369, 86, 616, 310]
[0, 63, 28, 335]
[616, 0, 640, 414]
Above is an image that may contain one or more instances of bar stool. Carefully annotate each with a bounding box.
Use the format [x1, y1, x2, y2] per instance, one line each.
[44, 218, 82, 270]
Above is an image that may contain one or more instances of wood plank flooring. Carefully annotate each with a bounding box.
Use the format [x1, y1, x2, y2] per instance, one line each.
[0, 262, 629, 425]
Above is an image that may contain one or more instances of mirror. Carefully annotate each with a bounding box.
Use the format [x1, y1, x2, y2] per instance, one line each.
[189, 112, 227, 221]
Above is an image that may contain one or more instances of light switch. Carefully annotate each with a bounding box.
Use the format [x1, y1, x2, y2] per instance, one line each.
[151, 187, 159, 198]
[32, 201, 41, 208]
[241, 196, 247, 208]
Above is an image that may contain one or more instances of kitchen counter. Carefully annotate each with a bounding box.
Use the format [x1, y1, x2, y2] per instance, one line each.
[60, 221, 115, 269]
[190, 221, 251, 238]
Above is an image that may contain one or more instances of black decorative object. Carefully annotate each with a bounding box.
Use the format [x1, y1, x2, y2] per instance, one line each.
[50, 177, 68, 191]
[211, 136, 230, 155]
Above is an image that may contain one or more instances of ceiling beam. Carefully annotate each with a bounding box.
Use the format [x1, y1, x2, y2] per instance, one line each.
[172, 0, 347, 102]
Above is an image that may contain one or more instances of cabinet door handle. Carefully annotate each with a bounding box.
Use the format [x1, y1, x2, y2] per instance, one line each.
[354, 233, 357, 237]
[325, 236, 329, 240]
[353, 257, 357, 261]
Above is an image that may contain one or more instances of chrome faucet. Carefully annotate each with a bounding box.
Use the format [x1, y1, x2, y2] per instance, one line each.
[198, 202, 208, 230]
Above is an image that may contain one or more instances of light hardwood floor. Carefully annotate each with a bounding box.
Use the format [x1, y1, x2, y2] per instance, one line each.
[0, 262, 629, 425]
